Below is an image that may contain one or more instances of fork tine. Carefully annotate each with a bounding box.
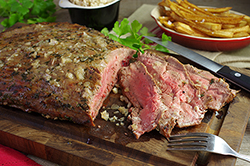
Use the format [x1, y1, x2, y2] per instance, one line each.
[169, 132, 210, 139]
[168, 141, 207, 146]
[168, 142, 207, 148]
[167, 146, 207, 151]
[168, 137, 207, 143]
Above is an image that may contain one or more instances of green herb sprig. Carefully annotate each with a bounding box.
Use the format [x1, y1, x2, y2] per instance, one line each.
[0, 0, 57, 31]
[101, 18, 171, 57]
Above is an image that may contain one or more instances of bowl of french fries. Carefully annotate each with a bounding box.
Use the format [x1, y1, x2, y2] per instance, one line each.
[151, 0, 250, 51]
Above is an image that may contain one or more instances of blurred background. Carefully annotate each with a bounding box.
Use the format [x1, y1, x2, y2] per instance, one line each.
[54, 0, 250, 24]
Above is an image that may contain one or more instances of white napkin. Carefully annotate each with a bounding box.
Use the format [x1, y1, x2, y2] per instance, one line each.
[215, 46, 250, 68]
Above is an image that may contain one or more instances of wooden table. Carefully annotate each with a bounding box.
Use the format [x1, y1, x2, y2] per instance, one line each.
[0, 0, 250, 166]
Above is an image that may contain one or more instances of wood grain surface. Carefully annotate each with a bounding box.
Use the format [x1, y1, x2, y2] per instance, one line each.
[1, 0, 250, 165]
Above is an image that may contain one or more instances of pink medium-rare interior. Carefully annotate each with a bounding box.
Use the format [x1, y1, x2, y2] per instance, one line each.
[89, 48, 133, 120]
[119, 62, 166, 139]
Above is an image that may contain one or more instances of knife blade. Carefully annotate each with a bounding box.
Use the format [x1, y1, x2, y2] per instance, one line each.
[144, 36, 250, 93]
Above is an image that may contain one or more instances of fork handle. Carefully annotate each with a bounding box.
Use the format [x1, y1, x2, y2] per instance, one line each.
[233, 153, 250, 163]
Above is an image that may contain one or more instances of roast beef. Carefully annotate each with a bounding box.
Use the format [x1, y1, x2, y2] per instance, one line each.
[0, 22, 135, 125]
[119, 51, 236, 138]
[0, 22, 237, 139]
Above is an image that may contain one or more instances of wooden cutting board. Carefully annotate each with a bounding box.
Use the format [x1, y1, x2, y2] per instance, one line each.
[0, 50, 250, 166]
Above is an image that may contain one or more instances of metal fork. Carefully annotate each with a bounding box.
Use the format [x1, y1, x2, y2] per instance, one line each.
[167, 132, 250, 163]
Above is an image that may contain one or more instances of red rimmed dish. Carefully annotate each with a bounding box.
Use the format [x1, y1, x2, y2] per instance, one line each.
[151, 6, 250, 52]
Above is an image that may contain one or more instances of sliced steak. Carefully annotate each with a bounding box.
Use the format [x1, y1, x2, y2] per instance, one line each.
[136, 51, 236, 138]
[0, 22, 135, 125]
[118, 61, 167, 139]
[137, 52, 202, 137]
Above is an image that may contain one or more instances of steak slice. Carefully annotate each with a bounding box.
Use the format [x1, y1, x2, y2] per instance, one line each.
[0, 22, 135, 125]
[118, 61, 167, 139]
[185, 64, 237, 111]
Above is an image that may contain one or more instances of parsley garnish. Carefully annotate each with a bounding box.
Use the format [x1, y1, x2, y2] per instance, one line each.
[101, 18, 171, 57]
[210, 78, 215, 85]
[0, 0, 57, 31]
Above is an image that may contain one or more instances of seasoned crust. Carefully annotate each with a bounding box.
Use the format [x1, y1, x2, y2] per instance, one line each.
[0, 22, 134, 125]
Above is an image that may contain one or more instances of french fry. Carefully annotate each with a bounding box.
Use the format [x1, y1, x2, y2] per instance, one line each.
[196, 22, 222, 31]
[222, 24, 236, 29]
[159, 17, 175, 29]
[174, 22, 194, 35]
[169, 1, 185, 17]
[220, 25, 249, 33]
[180, 11, 244, 24]
[180, 0, 214, 16]
[233, 32, 249, 38]
[200, 7, 232, 13]
[238, 20, 248, 27]
[243, 15, 250, 24]
[219, 12, 244, 18]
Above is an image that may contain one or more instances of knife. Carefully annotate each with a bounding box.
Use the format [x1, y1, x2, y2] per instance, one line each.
[144, 36, 250, 93]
